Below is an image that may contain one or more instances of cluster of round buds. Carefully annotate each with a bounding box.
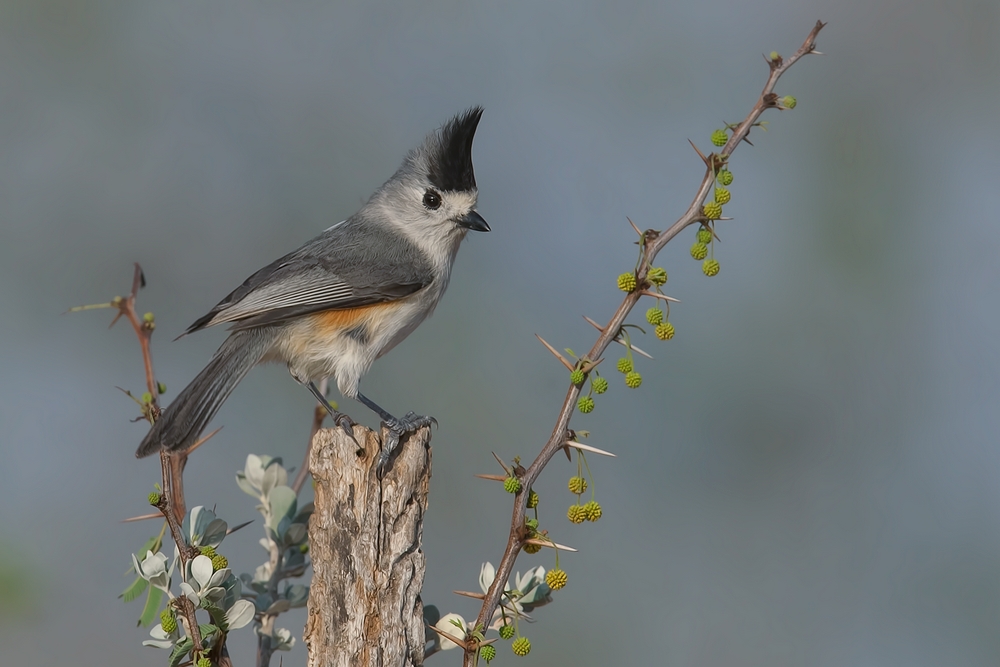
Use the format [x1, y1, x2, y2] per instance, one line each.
[577, 396, 595, 414]
[504, 476, 522, 494]
[160, 608, 177, 634]
[569, 369, 585, 386]
[511, 637, 531, 656]
[499, 624, 515, 640]
[148, 491, 161, 506]
[567, 504, 586, 524]
[703, 259, 721, 277]
[480, 644, 497, 663]
[526, 488, 539, 509]
[625, 371, 642, 389]
[523, 542, 541, 554]
[199, 545, 217, 558]
[211, 554, 229, 571]
[647, 267, 668, 286]
[568, 476, 588, 494]
[545, 568, 568, 591]
[142, 312, 156, 331]
[710, 129, 728, 147]
[617, 272, 637, 292]
[591, 376, 608, 394]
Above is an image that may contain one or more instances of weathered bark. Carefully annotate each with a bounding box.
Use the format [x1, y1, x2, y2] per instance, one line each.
[305, 425, 432, 667]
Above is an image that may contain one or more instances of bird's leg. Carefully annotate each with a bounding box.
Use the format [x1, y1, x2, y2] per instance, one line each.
[307, 381, 356, 441]
[355, 392, 436, 476]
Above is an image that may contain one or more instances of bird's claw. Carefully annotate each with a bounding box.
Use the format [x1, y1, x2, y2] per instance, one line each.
[376, 413, 436, 478]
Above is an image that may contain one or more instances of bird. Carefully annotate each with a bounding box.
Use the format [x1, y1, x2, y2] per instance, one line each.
[136, 107, 489, 470]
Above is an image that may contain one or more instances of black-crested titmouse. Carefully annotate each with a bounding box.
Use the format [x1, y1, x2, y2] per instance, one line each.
[136, 107, 489, 465]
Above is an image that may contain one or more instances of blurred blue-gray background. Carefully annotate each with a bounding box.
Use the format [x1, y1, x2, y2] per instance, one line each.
[2, 0, 999, 665]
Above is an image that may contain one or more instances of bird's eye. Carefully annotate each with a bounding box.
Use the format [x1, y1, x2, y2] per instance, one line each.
[422, 189, 442, 210]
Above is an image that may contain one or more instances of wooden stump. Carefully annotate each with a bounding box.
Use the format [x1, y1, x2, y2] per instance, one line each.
[305, 425, 432, 667]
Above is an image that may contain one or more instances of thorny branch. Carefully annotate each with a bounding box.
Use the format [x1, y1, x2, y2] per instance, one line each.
[73, 262, 208, 654]
[464, 21, 826, 664]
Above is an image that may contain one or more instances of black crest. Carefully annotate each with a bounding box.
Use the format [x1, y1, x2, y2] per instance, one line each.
[426, 106, 483, 192]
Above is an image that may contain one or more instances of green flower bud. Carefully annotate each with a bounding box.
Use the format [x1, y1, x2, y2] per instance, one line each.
[157, 381, 167, 395]
[690, 243, 708, 260]
[569, 369, 585, 386]
[526, 488, 539, 509]
[148, 491, 161, 506]
[703, 201, 722, 219]
[616, 358, 632, 374]
[710, 129, 728, 147]
[545, 568, 568, 591]
[568, 476, 588, 494]
[625, 371, 642, 388]
[583, 500, 603, 521]
[716, 169, 733, 186]
[655, 322, 676, 340]
[617, 272, 637, 292]
[141, 392, 153, 405]
[646, 307, 664, 325]
[499, 624, 515, 640]
[592, 376, 609, 394]
[211, 554, 228, 571]
[702, 259, 721, 276]
[143, 312, 155, 323]
[512, 637, 531, 656]
[504, 476, 522, 494]
[577, 396, 595, 414]
[782, 95, 797, 109]
[480, 644, 497, 663]
[714, 187, 731, 205]
[697, 227, 713, 244]
[567, 504, 586, 524]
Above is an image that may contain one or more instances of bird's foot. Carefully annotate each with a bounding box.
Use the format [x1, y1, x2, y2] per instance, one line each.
[376, 412, 437, 478]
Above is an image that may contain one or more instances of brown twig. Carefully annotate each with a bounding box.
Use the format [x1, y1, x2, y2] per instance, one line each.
[464, 21, 826, 665]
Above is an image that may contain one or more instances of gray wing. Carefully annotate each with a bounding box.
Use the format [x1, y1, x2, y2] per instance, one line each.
[183, 218, 434, 334]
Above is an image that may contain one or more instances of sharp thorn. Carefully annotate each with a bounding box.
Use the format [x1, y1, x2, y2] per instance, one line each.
[565, 441, 618, 457]
[474, 473, 508, 482]
[121, 512, 162, 523]
[687, 139, 710, 165]
[641, 290, 680, 303]
[453, 590, 486, 600]
[491, 451, 511, 475]
[627, 217, 642, 236]
[523, 538, 578, 552]
[583, 316, 604, 332]
[535, 334, 574, 371]
[185, 427, 223, 455]
[226, 520, 254, 535]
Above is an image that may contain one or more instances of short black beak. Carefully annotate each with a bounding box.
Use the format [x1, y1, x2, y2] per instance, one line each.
[456, 210, 490, 232]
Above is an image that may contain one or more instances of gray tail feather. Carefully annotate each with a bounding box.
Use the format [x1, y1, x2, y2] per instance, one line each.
[136, 327, 277, 458]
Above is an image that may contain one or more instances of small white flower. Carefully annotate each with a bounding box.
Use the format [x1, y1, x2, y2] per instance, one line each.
[143, 621, 180, 649]
[131, 550, 174, 592]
